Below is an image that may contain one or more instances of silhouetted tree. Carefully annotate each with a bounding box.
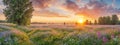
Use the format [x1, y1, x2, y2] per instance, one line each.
[106, 16, 111, 25]
[89, 21, 92, 25]
[94, 20, 97, 25]
[85, 20, 89, 25]
[118, 21, 120, 25]
[64, 22, 66, 25]
[111, 15, 119, 25]
[3, 0, 34, 26]
[98, 16, 109, 25]
[84, 20, 93, 25]
[98, 17, 103, 25]
[97, 15, 119, 25]
[102, 17, 107, 24]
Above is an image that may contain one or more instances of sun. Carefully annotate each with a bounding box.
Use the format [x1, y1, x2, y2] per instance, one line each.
[75, 14, 86, 25]
[78, 19, 84, 24]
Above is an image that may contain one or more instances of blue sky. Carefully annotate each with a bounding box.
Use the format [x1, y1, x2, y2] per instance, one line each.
[104, 0, 120, 8]
[114, 0, 120, 8]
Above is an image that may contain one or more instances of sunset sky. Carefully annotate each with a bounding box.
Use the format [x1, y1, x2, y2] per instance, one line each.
[0, 0, 120, 23]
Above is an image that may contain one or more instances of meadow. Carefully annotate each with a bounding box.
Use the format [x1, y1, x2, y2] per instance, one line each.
[0, 23, 120, 45]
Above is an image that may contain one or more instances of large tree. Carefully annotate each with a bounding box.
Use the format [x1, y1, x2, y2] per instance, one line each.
[3, 0, 34, 26]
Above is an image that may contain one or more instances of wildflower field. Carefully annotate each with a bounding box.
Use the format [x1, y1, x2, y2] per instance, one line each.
[0, 23, 120, 45]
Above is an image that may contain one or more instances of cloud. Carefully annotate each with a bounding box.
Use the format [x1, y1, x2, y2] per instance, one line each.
[33, 9, 69, 18]
[32, 0, 75, 17]
[64, 0, 80, 12]
[1, 0, 120, 19]
[0, 0, 5, 14]
[112, 0, 115, 7]
[32, 0, 55, 8]
[63, 0, 120, 18]
[85, 0, 120, 16]
[77, 0, 108, 17]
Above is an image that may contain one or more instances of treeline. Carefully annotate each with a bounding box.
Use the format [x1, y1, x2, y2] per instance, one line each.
[85, 15, 120, 25]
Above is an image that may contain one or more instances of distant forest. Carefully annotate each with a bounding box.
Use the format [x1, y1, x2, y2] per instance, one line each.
[85, 15, 120, 25]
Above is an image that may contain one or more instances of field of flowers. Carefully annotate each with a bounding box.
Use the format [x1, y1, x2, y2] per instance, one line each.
[0, 23, 120, 45]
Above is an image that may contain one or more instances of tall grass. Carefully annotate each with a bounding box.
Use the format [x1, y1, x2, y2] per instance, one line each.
[0, 23, 120, 45]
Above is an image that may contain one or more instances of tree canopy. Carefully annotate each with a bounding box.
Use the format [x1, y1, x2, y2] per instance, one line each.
[3, 0, 34, 26]
[97, 15, 119, 25]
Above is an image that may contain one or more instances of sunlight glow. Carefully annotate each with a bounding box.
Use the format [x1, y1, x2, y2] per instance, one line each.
[78, 19, 84, 24]
[76, 14, 86, 24]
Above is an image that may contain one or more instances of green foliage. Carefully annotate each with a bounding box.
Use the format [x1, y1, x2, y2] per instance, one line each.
[3, 0, 34, 26]
[98, 17, 103, 25]
[106, 16, 111, 25]
[98, 16, 108, 25]
[98, 15, 119, 25]
[111, 15, 119, 25]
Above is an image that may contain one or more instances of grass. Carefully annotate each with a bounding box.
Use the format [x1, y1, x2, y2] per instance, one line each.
[0, 23, 120, 45]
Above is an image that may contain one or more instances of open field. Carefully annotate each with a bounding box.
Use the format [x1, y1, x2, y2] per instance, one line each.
[30, 24, 120, 31]
[30, 24, 120, 29]
[0, 23, 120, 45]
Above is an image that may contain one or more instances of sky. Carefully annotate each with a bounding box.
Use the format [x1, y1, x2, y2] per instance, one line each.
[0, 0, 120, 23]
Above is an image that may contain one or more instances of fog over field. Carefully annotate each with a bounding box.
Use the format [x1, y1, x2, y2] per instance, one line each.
[31, 24, 120, 28]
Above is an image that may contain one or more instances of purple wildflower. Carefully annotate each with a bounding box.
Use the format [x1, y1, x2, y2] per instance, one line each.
[97, 31, 102, 38]
[102, 37, 108, 43]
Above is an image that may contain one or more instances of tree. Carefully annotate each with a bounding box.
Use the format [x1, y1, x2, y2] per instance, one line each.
[102, 17, 107, 25]
[94, 20, 97, 25]
[98, 16, 111, 25]
[106, 16, 111, 25]
[89, 21, 92, 25]
[111, 15, 119, 25]
[3, 0, 34, 26]
[85, 20, 89, 25]
[98, 17, 103, 25]
[97, 15, 119, 25]
[84, 20, 93, 25]
[118, 21, 120, 25]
